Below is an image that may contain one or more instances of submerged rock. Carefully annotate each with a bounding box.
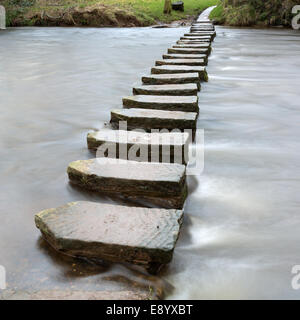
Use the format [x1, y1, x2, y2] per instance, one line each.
[35, 201, 184, 273]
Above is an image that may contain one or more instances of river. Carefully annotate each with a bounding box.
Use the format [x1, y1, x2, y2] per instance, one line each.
[0, 25, 300, 299]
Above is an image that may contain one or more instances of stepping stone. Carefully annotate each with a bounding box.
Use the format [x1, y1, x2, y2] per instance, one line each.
[133, 83, 198, 96]
[180, 35, 211, 40]
[192, 22, 213, 26]
[172, 44, 211, 55]
[142, 73, 201, 90]
[151, 65, 208, 82]
[110, 108, 197, 135]
[156, 59, 206, 66]
[177, 39, 211, 44]
[193, 21, 213, 24]
[1, 289, 155, 300]
[184, 32, 216, 37]
[180, 36, 214, 41]
[67, 159, 188, 209]
[163, 53, 208, 64]
[123, 95, 199, 113]
[168, 47, 209, 55]
[173, 43, 210, 49]
[35, 201, 184, 273]
[87, 128, 190, 164]
[191, 27, 215, 31]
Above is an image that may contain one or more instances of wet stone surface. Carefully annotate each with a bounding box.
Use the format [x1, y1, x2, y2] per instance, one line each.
[35, 201, 184, 272]
[67, 158, 188, 208]
[142, 72, 200, 90]
[133, 83, 198, 96]
[168, 47, 209, 55]
[151, 65, 208, 82]
[122, 95, 199, 112]
[156, 59, 206, 66]
[87, 128, 190, 164]
[110, 108, 198, 132]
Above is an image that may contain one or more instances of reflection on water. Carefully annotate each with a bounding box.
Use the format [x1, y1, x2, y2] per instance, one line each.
[0, 26, 300, 299]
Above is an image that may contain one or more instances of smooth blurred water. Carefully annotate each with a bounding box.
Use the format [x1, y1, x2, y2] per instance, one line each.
[0, 25, 300, 299]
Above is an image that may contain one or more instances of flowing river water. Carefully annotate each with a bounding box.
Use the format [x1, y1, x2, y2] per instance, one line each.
[0, 25, 300, 299]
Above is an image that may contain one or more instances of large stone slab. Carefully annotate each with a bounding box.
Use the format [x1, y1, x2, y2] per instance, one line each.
[180, 35, 211, 40]
[168, 47, 209, 55]
[172, 44, 211, 55]
[87, 129, 190, 164]
[156, 59, 205, 67]
[151, 65, 208, 82]
[173, 43, 210, 49]
[67, 159, 187, 209]
[133, 83, 198, 96]
[193, 21, 213, 25]
[192, 22, 213, 26]
[163, 53, 207, 64]
[35, 201, 184, 273]
[184, 32, 216, 39]
[142, 73, 201, 90]
[191, 27, 215, 31]
[180, 36, 214, 41]
[2, 289, 153, 300]
[123, 95, 198, 113]
[177, 39, 211, 44]
[110, 108, 197, 134]
[185, 32, 216, 36]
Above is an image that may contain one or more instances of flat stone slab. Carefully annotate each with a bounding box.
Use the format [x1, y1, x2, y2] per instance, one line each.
[142, 73, 201, 90]
[123, 95, 198, 113]
[67, 159, 187, 209]
[168, 47, 209, 55]
[181, 36, 214, 41]
[35, 201, 184, 272]
[133, 83, 198, 96]
[184, 32, 216, 37]
[177, 39, 211, 44]
[87, 128, 190, 164]
[191, 27, 215, 32]
[156, 59, 206, 66]
[180, 35, 211, 40]
[110, 108, 197, 133]
[163, 53, 207, 63]
[193, 21, 213, 24]
[2, 289, 152, 300]
[151, 65, 208, 82]
[173, 43, 210, 49]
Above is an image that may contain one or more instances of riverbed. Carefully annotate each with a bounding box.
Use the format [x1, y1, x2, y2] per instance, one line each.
[0, 25, 300, 299]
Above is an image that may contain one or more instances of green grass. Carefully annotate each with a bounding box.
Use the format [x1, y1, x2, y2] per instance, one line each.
[3, 0, 219, 26]
[117, 0, 220, 23]
[209, 1, 224, 22]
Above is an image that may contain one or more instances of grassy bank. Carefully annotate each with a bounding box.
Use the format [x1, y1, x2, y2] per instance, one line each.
[1, 0, 218, 27]
[210, 0, 299, 27]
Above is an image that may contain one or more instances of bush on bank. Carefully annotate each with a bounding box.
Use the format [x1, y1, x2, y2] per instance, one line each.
[210, 0, 300, 27]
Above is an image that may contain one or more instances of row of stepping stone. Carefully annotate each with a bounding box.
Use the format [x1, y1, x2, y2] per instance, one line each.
[35, 18, 216, 274]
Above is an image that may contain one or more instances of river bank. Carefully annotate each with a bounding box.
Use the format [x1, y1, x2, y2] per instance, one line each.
[0, 0, 218, 27]
[210, 0, 299, 28]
